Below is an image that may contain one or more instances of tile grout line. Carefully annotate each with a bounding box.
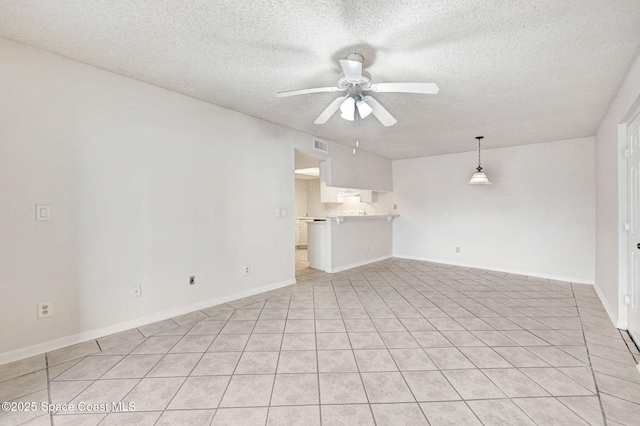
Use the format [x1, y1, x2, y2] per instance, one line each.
[264, 296, 289, 426]
[573, 283, 610, 426]
[341, 276, 377, 425]
[44, 353, 53, 426]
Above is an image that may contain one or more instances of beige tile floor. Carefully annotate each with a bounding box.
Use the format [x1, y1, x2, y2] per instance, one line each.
[1, 258, 640, 425]
[295, 249, 310, 271]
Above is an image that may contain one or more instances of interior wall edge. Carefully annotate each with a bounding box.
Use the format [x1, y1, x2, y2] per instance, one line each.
[593, 280, 624, 330]
[594, 50, 640, 332]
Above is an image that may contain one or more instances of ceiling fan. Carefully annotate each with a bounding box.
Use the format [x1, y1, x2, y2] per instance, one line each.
[276, 53, 439, 127]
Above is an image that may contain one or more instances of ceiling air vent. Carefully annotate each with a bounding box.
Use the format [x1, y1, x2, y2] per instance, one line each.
[313, 138, 328, 153]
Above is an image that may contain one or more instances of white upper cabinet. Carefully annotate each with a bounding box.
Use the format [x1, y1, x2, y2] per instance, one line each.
[321, 182, 380, 204]
[320, 181, 340, 203]
[359, 189, 373, 203]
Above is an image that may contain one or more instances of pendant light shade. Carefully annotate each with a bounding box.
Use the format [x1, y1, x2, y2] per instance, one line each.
[468, 136, 491, 185]
[340, 97, 356, 121]
[468, 170, 491, 184]
[356, 98, 373, 118]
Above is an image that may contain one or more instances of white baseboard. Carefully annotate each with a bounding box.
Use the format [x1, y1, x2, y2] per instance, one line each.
[393, 254, 595, 285]
[0, 278, 296, 366]
[328, 255, 392, 273]
[592, 281, 623, 329]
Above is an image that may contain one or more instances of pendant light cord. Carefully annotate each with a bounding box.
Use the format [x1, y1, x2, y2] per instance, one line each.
[476, 136, 484, 171]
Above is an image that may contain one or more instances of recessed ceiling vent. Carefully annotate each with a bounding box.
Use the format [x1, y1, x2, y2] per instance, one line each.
[313, 138, 328, 153]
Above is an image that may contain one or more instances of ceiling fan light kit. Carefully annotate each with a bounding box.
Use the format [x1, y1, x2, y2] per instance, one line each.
[468, 136, 491, 185]
[339, 96, 356, 121]
[356, 98, 372, 119]
[277, 53, 439, 127]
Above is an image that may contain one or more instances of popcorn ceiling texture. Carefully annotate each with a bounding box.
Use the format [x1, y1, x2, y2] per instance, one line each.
[0, 0, 639, 159]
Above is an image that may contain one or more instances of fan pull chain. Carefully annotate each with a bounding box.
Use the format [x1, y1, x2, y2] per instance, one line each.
[353, 112, 359, 155]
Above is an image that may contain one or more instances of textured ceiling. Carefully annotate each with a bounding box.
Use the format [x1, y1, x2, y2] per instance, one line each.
[1, 0, 639, 159]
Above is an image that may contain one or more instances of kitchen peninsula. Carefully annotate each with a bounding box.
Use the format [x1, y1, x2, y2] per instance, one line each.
[307, 214, 398, 273]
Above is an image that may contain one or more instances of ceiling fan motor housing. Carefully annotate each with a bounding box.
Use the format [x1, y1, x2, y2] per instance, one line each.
[346, 53, 364, 63]
[338, 71, 372, 92]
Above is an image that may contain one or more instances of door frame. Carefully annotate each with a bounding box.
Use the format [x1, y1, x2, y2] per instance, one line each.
[623, 108, 640, 336]
[619, 100, 640, 330]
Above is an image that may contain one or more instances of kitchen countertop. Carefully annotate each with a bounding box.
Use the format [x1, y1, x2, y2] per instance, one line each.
[323, 214, 399, 224]
[298, 215, 399, 224]
[325, 214, 399, 219]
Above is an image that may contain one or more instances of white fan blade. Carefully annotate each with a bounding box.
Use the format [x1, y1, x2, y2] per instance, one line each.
[368, 82, 439, 94]
[363, 96, 397, 127]
[314, 96, 348, 124]
[339, 59, 363, 82]
[276, 87, 344, 97]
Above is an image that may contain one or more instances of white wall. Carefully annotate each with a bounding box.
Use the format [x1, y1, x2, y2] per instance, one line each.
[594, 53, 640, 327]
[393, 137, 596, 283]
[306, 179, 323, 216]
[0, 39, 306, 362]
[295, 179, 308, 217]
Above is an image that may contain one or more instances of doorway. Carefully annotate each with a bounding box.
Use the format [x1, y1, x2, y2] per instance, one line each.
[294, 150, 323, 274]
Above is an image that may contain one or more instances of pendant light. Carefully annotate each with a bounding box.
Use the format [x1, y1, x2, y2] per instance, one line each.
[468, 136, 491, 185]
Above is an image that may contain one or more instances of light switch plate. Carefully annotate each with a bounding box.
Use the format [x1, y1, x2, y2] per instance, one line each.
[36, 205, 51, 221]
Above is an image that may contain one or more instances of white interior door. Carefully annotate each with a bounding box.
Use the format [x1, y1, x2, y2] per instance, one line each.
[628, 111, 640, 343]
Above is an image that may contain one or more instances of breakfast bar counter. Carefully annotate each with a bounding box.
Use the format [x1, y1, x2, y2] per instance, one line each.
[307, 215, 398, 273]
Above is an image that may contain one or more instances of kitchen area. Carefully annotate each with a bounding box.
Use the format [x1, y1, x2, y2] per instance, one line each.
[295, 159, 397, 273]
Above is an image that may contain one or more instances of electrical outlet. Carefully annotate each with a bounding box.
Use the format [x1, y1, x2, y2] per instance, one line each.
[131, 285, 141, 298]
[189, 276, 195, 285]
[393, 204, 398, 210]
[244, 265, 250, 276]
[456, 247, 460, 253]
[37, 302, 52, 319]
